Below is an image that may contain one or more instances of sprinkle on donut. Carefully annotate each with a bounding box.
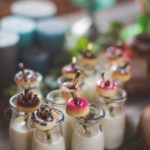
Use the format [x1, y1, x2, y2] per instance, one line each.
[31, 104, 58, 131]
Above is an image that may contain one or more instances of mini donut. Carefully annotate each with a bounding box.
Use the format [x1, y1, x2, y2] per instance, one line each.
[96, 79, 117, 97]
[106, 46, 124, 64]
[31, 105, 58, 131]
[62, 64, 80, 79]
[112, 60, 131, 82]
[66, 96, 89, 117]
[79, 51, 97, 66]
[61, 71, 81, 100]
[14, 69, 37, 87]
[16, 89, 41, 113]
[61, 82, 79, 100]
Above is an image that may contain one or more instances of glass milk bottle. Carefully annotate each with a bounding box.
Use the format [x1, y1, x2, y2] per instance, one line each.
[46, 90, 75, 150]
[9, 94, 34, 150]
[72, 104, 105, 150]
[31, 109, 65, 150]
[99, 89, 127, 149]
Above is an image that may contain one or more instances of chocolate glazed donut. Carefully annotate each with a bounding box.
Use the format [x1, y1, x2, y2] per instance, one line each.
[16, 89, 41, 113]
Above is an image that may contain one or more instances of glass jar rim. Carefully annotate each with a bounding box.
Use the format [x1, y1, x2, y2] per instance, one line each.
[36, 71, 43, 83]
[9, 93, 20, 110]
[100, 89, 127, 103]
[57, 76, 72, 87]
[46, 89, 66, 106]
[77, 103, 105, 126]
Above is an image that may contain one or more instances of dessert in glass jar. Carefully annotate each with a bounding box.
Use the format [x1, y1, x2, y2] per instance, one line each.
[46, 90, 74, 150]
[14, 63, 43, 98]
[99, 89, 127, 149]
[71, 103, 105, 150]
[31, 104, 65, 150]
[9, 89, 41, 150]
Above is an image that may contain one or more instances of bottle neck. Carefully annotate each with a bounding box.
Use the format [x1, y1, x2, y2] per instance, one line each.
[75, 103, 105, 134]
[75, 118, 103, 136]
[35, 125, 63, 143]
[99, 89, 127, 117]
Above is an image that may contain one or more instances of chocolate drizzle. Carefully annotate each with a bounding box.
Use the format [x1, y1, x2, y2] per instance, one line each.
[32, 105, 54, 127]
[16, 89, 40, 107]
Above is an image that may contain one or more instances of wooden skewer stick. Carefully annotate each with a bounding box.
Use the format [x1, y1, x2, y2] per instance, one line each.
[101, 72, 105, 82]
[18, 62, 25, 75]
[71, 91, 79, 106]
[18, 62, 28, 82]
[72, 71, 81, 88]
[46, 130, 51, 141]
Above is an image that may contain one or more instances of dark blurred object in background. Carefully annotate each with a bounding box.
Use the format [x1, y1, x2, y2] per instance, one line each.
[0, 31, 19, 89]
[22, 46, 49, 74]
[0, 0, 132, 18]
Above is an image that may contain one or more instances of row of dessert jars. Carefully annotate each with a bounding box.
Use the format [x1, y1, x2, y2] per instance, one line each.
[9, 88, 126, 150]
[47, 90, 105, 150]
[46, 88, 127, 150]
[9, 93, 105, 150]
[9, 94, 65, 150]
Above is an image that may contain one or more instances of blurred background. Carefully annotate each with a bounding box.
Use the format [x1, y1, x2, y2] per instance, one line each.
[0, 0, 137, 91]
[1, 0, 150, 105]
[0, 0, 129, 17]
